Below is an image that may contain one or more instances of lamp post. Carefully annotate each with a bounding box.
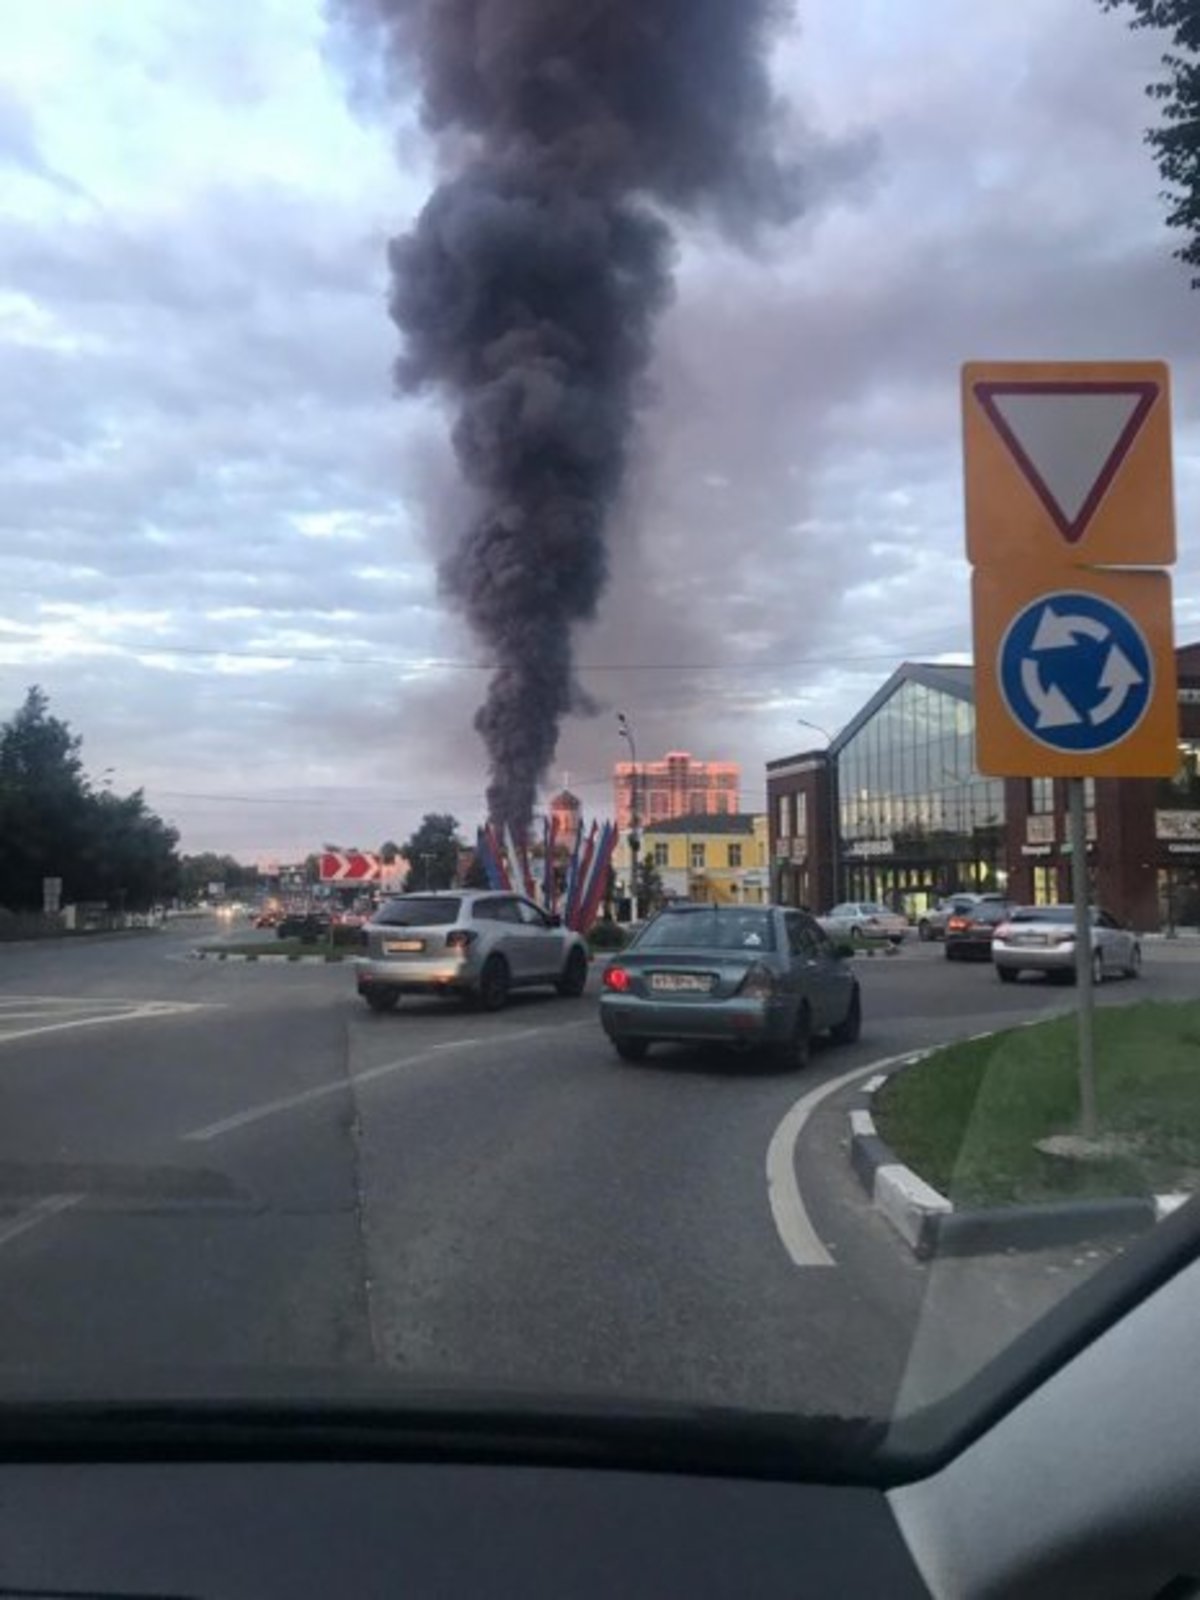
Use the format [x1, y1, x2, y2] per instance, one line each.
[617, 713, 640, 923]
[796, 717, 840, 911]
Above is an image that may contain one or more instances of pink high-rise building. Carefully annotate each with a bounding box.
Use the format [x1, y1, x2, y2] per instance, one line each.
[614, 752, 740, 831]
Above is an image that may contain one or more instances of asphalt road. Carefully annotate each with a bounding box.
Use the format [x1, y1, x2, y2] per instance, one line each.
[0, 921, 1194, 1425]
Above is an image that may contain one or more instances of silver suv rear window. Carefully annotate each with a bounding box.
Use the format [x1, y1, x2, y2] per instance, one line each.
[373, 897, 462, 927]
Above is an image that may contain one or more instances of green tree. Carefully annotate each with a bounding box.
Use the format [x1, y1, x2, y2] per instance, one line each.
[636, 851, 665, 912]
[0, 687, 92, 909]
[178, 852, 257, 903]
[0, 687, 181, 911]
[400, 813, 462, 891]
[1102, 1, 1200, 282]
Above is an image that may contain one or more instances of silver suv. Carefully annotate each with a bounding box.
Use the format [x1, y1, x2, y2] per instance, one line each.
[355, 891, 591, 1013]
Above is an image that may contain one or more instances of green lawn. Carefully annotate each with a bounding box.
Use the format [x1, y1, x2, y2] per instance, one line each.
[873, 1001, 1200, 1206]
[198, 939, 351, 961]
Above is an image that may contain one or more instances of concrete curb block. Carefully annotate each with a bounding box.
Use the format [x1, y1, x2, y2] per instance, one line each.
[846, 1049, 1188, 1260]
[189, 950, 348, 966]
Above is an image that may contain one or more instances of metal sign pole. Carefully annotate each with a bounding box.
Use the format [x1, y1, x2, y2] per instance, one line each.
[1068, 777, 1098, 1137]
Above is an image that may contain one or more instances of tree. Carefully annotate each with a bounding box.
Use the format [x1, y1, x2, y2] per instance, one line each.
[177, 853, 257, 904]
[400, 814, 462, 891]
[0, 686, 182, 911]
[1102, 1, 1200, 283]
[636, 851, 665, 912]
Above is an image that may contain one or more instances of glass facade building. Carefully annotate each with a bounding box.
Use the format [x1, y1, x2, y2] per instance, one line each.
[836, 670, 1007, 909]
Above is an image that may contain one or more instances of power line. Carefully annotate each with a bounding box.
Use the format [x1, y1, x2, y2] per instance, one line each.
[117, 639, 967, 673]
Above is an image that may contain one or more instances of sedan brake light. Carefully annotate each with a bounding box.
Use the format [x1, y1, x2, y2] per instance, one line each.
[947, 916, 969, 932]
[604, 965, 631, 992]
[738, 962, 776, 999]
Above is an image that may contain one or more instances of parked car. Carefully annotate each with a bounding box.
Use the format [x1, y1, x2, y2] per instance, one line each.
[991, 905, 1142, 984]
[599, 903, 861, 1067]
[817, 901, 908, 945]
[355, 891, 589, 1013]
[944, 899, 1014, 961]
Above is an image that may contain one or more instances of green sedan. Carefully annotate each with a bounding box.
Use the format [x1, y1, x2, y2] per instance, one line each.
[599, 904, 862, 1068]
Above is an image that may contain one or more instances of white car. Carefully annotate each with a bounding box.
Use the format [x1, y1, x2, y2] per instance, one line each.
[991, 904, 1142, 984]
[817, 901, 909, 945]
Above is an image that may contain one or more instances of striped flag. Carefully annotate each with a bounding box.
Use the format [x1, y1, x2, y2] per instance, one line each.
[567, 820, 599, 931]
[476, 828, 504, 890]
[487, 823, 512, 890]
[562, 820, 585, 929]
[578, 822, 618, 933]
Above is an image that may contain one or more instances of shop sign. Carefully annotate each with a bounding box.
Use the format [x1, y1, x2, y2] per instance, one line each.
[1156, 810, 1200, 841]
[1167, 842, 1200, 855]
[848, 839, 893, 859]
[1021, 844, 1055, 858]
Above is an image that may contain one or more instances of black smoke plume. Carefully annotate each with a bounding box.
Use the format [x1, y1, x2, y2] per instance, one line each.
[339, 0, 807, 832]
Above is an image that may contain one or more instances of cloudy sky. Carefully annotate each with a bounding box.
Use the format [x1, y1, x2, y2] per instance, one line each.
[3, 0, 1197, 860]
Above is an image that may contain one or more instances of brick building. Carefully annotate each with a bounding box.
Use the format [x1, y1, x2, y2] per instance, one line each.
[767, 645, 1200, 930]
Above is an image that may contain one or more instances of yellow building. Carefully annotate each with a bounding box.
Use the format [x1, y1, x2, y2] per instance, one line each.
[642, 813, 770, 906]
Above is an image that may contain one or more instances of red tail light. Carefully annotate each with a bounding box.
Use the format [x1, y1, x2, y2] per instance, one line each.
[445, 930, 477, 951]
[947, 916, 969, 932]
[603, 965, 631, 992]
[738, 962, 776, 999]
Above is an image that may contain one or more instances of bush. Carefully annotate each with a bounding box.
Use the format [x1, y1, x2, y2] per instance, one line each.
[588, 920, 628, 951]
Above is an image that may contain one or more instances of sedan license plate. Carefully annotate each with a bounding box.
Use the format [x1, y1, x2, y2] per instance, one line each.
[384, 938, 424, 954]
[1012, 934, 1049, 947]
[650, 972, 713, 994]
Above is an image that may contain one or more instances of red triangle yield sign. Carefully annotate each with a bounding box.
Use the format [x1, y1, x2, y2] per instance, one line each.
[973, 380, 1159, 544]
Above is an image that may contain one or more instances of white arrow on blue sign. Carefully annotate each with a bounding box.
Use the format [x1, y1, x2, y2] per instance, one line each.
[998, 591, 1154, 754]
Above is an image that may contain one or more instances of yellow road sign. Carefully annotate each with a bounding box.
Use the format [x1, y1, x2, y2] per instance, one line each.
[963, 360, 1175, 570]
[972, 565, 1177, 777]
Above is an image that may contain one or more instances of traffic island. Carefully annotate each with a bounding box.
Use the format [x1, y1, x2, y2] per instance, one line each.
[848, 1002, 1199, 1257]
[192, 939, 354, 964]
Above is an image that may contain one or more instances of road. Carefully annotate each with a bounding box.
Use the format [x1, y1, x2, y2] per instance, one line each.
[0, 922, 1194, 1424]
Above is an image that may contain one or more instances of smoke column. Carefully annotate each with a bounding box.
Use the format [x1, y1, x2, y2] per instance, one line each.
[341, 0, 805, 832]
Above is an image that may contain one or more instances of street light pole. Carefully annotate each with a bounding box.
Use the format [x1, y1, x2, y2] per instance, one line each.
[617, 713, 640, 923]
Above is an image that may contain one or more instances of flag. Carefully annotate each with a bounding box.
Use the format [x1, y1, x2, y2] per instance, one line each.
[476, 827, 505, 890]
[568, 820, 599, 931]
[486, 823, 511, 890]
[562, 819, 585, 929]
[543, 813, 558, 913]
[578, 822, 618, 933]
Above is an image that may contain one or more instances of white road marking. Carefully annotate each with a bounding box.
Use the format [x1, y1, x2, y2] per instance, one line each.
[184, 1018, 593, 1143]
[0, 1193, 83, 1251]
[766, 1049, 930, 1269]
[0, 1000, 208, 1048]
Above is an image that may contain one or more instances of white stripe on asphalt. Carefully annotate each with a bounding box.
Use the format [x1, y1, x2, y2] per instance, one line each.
[766, 1049, 932, 1269]
[183, 1019, 593, 1143]
[0, 1003, 207, 1049]
[0, 1193, 83, 1251]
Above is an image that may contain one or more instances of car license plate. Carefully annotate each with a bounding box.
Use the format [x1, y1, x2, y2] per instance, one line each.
[1013, 934, 1048, 947]
[384, 939, 424, 954]
[650, 973, 712, 993]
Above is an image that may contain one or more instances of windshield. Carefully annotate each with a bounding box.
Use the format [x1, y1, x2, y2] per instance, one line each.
[3, 0, 1200, 1475]
[635, 909, 777, 952]
[373, 898, 462, 927]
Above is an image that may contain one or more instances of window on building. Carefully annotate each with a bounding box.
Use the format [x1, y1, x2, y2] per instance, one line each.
[776, 795, 789, 839]
[1084, 777, 1096, 809]
[728, 843, 743, 868]
[690, 843, 706, 870]
[653, 842, 669, 868]
[1029, 778, 1054, 814]
[795, 791, 807, 839]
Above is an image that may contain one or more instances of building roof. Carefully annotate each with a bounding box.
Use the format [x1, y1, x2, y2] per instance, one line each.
[829, 661, 976, 757]
[644, 812, 760, 835]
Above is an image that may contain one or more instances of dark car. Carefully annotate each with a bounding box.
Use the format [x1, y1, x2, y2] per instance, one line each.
[277, 909, 331, 941]
[599, 903, 861, 1067]
[944, 900, 1013, 961]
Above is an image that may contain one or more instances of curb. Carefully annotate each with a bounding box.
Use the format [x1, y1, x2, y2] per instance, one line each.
[189, 949, 349, 965]
[846, 1047, 1187, 1260]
